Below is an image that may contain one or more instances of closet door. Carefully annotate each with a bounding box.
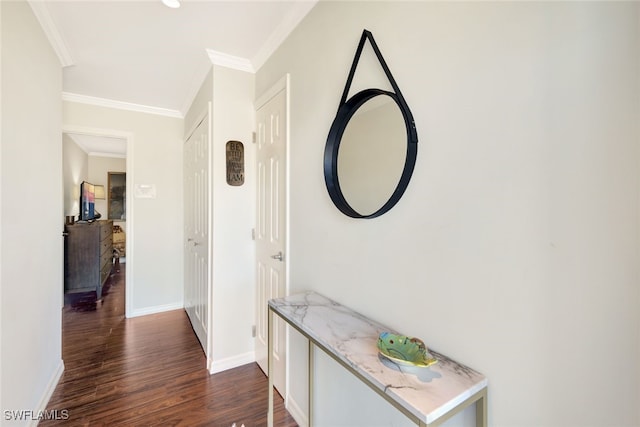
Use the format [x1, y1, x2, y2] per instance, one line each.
[184, 110, 211, 356]
[255, 82, 288, 396]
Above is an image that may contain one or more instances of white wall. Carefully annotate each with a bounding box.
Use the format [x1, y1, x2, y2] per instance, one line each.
[63, 102, 184, 316]
[1, 1, 3, 413]
[210, 65, 256, 370]
[185, 65, 257, 372]
[256, 2, 640, 426]
[185, 68, 212, 138]
[0, 2, 64, 425]
[62, 134, 88, 217]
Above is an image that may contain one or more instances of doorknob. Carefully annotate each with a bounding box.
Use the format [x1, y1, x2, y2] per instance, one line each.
[270, 251, 283, 262]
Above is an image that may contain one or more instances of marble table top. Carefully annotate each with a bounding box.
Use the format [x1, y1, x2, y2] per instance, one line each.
[268, 291, 487, 425]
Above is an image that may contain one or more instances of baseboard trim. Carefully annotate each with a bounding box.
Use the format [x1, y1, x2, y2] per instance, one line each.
[209, 351, 255, 375]
[29, 359, 65, 427]
[286, 395, 308, 427]
[129, 302, 183, 318]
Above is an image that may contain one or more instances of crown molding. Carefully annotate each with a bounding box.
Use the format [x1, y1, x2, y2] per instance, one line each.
[65, 131, 127, 158]
[251, 0, 317, 72]
[63, 92, 183, 118]
[87, 152, 127, 159]
[206, 0, 317, 75]
[71, 142, 126, 159]
[28, 1, 74, 67]
[206, 49, 255, 73]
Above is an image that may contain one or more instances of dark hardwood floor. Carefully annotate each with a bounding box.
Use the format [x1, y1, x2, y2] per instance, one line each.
[44, 264, 297, 427]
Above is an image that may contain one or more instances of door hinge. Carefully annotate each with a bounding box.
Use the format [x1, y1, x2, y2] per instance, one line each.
[252, 132, 256, 143]
[251, 228, 256, 240]
[252, 325, 256, 338]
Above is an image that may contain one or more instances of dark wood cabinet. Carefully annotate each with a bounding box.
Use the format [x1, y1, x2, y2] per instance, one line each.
[64, 220, 113, 300]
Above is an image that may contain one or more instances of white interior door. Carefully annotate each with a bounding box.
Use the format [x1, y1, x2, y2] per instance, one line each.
[255, 78, 288, 397]
[184, 111, 211, 356]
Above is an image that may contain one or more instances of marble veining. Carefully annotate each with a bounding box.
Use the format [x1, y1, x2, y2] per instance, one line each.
[269, 291, 488, 425]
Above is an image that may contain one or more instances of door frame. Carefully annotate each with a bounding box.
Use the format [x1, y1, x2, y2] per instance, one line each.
[62, 125, 134, 318]
[255, 73, 291, 398]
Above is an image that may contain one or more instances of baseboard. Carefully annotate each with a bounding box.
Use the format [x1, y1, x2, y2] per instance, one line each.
[28, 359, 65, 427]
[286, 395, 308, 427]
[209, 351, 255, 375]
[129, 302, 183, 318]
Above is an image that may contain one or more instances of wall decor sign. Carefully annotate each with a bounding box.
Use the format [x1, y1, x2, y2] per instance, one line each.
[226, 140, 245, 186]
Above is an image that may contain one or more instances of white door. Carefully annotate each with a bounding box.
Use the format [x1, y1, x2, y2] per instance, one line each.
[255, 78, 288, 396]
[184, 111, 211, 356]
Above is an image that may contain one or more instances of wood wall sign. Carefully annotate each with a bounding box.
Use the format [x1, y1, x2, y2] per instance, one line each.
[226, 140, 244, 186]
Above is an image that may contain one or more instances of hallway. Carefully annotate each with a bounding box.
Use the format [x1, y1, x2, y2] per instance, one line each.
[43, 265, 297, 426]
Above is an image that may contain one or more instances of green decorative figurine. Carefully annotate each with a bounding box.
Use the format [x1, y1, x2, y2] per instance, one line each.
[377, 332, 437, 368]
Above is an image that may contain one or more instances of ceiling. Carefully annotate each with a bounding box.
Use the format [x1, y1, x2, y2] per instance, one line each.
[31, 0, 317, 117]
[33, 0, 316, 157]
[66, 133, 128, 158]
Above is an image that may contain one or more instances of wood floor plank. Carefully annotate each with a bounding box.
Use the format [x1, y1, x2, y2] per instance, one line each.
[43, 264, 298, 426]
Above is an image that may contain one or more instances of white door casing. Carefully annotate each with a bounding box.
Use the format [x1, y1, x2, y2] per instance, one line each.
[255, 75, 289, 397]
[184, 107, 212, 364]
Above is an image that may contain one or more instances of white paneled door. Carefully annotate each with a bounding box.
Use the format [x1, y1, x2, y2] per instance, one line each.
[255, 78, 288, 397]
[184, 110, 211, 359]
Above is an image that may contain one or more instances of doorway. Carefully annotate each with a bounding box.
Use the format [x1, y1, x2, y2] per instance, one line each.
[62, 126, 133, 317]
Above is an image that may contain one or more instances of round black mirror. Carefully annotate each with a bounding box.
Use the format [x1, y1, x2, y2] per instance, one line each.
[324, 89, 417, 218]
[323, 30, 418, 219]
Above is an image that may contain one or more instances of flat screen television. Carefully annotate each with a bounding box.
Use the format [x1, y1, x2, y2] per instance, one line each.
[79, 181, 101, 222]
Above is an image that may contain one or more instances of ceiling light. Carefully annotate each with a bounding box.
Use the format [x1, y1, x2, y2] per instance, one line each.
[162, 0, 180, 9]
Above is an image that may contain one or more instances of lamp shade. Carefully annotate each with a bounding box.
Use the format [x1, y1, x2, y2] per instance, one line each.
[94, 185, 106, 200]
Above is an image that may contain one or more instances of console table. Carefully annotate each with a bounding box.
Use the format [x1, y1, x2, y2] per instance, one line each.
[267, 292, 487, 427]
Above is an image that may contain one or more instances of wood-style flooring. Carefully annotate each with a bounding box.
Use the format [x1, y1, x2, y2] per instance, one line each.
[43, 264, 297, 426]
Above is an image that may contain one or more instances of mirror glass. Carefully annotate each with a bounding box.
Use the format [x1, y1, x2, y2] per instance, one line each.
[337, 95, 406, 216]
[107, 172, 126, 220]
